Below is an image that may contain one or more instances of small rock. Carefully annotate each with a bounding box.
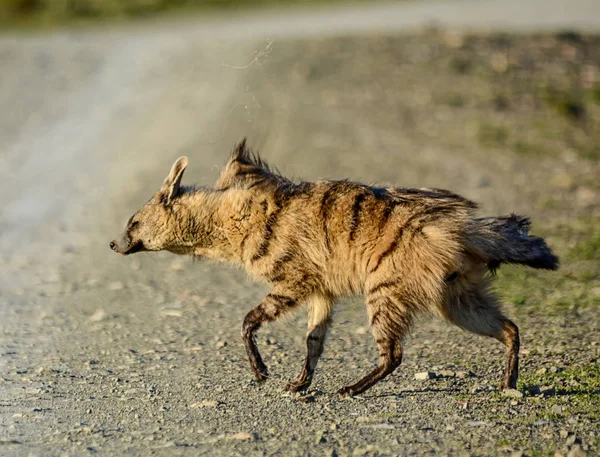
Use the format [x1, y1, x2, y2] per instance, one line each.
[470, 386, 483, 394]
[456, 370, 476, 378]
[107, 281, 124, 291]
[216, 341, 227, 348]
[190, 401, 219, 408]
[297, 394, 315, 403]
[161, 310, 182, 318]
[437, 370, 456, 378]
[503, 389, 524, 399]
[355, 327, 368, 335]
[550, 366, 565, 374]
[552, 404, 566, 414]
[89, 309, 107, 322]
[228, 432, 256, 441]
[560, 430, 570, 439]
[567, 445, 586, 457]
[510, 400, 519, 406]
[170, 261, 185, 271]
[329, 423, 339, 431]
[536, 367, 548, 375]
[466, 421, 491, 427]
[540, 386, 556, 396]
[414, 372, 436, 381]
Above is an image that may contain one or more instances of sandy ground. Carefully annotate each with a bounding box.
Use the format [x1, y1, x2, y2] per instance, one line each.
[1, 1, 600, 456]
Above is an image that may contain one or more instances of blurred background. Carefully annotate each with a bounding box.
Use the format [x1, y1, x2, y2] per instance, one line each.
[1, 1, 599, 456]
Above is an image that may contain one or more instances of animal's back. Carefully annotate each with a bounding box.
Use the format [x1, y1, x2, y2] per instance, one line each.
[267, 180, 478, 300]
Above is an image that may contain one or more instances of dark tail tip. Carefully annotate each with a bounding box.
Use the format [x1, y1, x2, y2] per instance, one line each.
[528, 252, 560, 270]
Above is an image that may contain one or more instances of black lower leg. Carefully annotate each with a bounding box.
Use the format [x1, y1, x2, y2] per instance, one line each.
[241, 292, 300, 382]
[338, 338, 403, 397]
[286, 324, 327, 392]
[241, 308, 269, 381]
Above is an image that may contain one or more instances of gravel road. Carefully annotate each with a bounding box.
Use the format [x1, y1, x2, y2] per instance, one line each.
[1, 1, 600, 456]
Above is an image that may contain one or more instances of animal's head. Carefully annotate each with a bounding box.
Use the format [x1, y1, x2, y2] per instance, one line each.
[109, 156, 189, 256]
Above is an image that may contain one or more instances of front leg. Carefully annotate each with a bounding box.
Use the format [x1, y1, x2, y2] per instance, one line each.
[286, 293, 333, 392]
[241, 291, 301, 382]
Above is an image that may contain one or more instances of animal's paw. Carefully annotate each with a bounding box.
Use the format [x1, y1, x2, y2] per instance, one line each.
[253, 369, 269, 383]
[251, 361, 269, 383]
[285, 380, 311, 393]
[337, 386, 357, 397]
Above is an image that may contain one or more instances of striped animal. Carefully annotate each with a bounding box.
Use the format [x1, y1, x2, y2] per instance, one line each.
[110, 139, 558, 396]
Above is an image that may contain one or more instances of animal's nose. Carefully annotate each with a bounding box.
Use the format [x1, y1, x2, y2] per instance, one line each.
[109, 241, 116, 251]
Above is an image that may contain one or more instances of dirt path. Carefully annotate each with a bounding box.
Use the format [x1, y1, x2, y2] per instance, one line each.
[1, 1, 599, 456]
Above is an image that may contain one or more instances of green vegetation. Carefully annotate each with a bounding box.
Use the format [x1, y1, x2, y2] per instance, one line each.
[496, 218, 600, 314]
[0, 0, 369, 28]
[518, 364, 600, 421]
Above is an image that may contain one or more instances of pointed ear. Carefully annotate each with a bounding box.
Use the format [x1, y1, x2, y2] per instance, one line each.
[162, 156, 188, 204]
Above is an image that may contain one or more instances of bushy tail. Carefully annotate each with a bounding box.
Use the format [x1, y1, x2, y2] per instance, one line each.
[465, 214, 559, 272]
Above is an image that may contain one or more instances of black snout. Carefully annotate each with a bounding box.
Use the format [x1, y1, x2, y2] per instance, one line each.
[109, 240, 117, 251]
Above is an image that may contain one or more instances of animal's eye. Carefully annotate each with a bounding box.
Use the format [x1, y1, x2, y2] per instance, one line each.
[129, 220, 139, 229]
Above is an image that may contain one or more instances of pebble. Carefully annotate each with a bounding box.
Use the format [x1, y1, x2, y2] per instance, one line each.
[567, 445, 586, 457]
[89, 310, 107, 322]
[466, 421, 491, 427]
[216, 341, 227, 348]
[190, 401, 219, 408]
[552, 404, 566, 414]
[503, 389, 524, 399]
[456, 371, 476, 378]
[107, 281, 124, 291]
[228, 432, 256, 441]
[560, 430, 570, 439]
[414, 371, 436, 380]
[437, 370, 456, 378]
[540, 386, 556, 396]
[297, 394, 315, 403]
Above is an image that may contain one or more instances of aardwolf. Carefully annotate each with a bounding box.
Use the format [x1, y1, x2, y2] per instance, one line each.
[110, 139, 558, 396]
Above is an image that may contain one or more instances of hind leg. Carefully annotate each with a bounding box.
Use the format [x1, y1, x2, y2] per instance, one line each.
[443, 287, 520, 389]
[497, 319, 519, 389]
[338, 295, 408, 397]
[286, 294, 333, 393]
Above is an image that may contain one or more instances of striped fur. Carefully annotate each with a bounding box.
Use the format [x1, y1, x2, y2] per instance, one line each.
[110, 139, 558, 396]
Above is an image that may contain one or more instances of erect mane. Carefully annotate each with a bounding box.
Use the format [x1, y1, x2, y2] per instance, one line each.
[215, 138, 290, 190]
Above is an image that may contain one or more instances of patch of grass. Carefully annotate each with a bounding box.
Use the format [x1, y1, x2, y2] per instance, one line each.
[449, 56, 472, 74]
[544, 87, 586, 121]
[568, 231, 600, 261]
[496, 217, 600, 314]
[512, 140, 547, 156]
[0, 0, 377, 28]
[592, 85, 600, 105]
[477, 122, 509, 147]
[444, 93, 466, 108]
